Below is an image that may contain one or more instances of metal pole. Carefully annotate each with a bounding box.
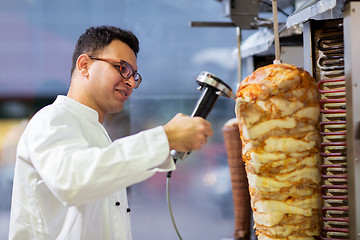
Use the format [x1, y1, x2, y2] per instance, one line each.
[272, 0, 281, 64]
[236, 27, 242, 86]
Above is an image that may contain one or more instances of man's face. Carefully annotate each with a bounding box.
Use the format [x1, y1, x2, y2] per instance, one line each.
[85, 40, 138, 119]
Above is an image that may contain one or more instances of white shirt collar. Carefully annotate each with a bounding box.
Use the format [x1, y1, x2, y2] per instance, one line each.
[54, 95, 100, 123]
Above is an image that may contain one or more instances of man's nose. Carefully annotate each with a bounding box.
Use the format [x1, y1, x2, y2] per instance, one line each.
[124, 76, 136, 88]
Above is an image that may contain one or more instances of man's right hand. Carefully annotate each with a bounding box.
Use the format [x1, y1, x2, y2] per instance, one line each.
[163, 113, 213, 152]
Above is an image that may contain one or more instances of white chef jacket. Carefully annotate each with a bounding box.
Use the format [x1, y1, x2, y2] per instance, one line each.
[9, 95, 176, 240]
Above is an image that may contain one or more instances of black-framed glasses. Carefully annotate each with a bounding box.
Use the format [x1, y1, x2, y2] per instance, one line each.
[89, 56, 142, 89]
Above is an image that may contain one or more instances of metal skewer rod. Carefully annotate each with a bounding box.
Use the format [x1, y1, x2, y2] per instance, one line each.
[272, 0, 281, 64]
[236, 27, 242, 86]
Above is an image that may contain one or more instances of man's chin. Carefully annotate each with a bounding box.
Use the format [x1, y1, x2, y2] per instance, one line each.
[112, 106, 124, 113]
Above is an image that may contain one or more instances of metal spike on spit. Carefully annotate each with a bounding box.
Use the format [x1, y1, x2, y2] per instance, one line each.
[272, 0, 281, 64]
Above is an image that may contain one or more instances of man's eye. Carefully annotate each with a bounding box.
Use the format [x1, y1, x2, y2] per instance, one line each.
[113, 65, 122, 71]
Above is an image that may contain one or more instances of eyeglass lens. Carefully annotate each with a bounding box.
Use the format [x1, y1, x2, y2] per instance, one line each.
[121, 62, 140, 81]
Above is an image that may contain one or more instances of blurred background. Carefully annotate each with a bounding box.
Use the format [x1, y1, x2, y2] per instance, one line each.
[0, 0, 300, 239]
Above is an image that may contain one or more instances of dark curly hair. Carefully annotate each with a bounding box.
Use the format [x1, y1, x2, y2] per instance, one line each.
[70, 25, 139, 77]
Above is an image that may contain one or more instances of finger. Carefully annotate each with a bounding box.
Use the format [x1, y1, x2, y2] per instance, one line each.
[200, 133, 208, 145]
[205, 127, 213, 137]
[203, 135, 208, 145]
[202, 126, 213, 138]
[177, 113, 189, 118]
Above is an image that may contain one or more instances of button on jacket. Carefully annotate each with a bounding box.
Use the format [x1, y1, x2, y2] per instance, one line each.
[9, 95, 175, 240]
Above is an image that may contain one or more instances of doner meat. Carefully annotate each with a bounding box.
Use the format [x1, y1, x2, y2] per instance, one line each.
[235, 63, 321, 239]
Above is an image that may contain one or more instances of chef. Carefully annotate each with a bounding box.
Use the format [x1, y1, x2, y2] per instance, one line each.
[9, 25, 213, 240]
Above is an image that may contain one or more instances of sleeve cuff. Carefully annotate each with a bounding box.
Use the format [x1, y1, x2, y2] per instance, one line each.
[148, 126, 176, 172]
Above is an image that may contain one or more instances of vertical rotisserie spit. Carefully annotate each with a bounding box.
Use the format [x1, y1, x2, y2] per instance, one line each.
[235, 63, 322, 239]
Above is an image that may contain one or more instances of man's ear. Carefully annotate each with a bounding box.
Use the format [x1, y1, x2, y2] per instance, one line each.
[77, 54, 91, 77]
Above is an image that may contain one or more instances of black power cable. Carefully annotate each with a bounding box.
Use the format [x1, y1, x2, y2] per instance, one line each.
[166, 170, 183, 240]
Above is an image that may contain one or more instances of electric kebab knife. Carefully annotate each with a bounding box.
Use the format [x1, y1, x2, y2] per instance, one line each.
[170, 71, 236, 162]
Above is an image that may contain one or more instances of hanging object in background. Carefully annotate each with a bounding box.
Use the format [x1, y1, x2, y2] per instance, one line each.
[226, 0, 259, 29]
[191, 0, 259, 29]
[222, 118, 251, 240]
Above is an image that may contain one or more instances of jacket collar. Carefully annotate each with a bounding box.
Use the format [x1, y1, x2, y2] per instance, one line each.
[54, 95, 100, 123]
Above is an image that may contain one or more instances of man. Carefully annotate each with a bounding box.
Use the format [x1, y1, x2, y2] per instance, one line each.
[9, 25, 213, 239]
